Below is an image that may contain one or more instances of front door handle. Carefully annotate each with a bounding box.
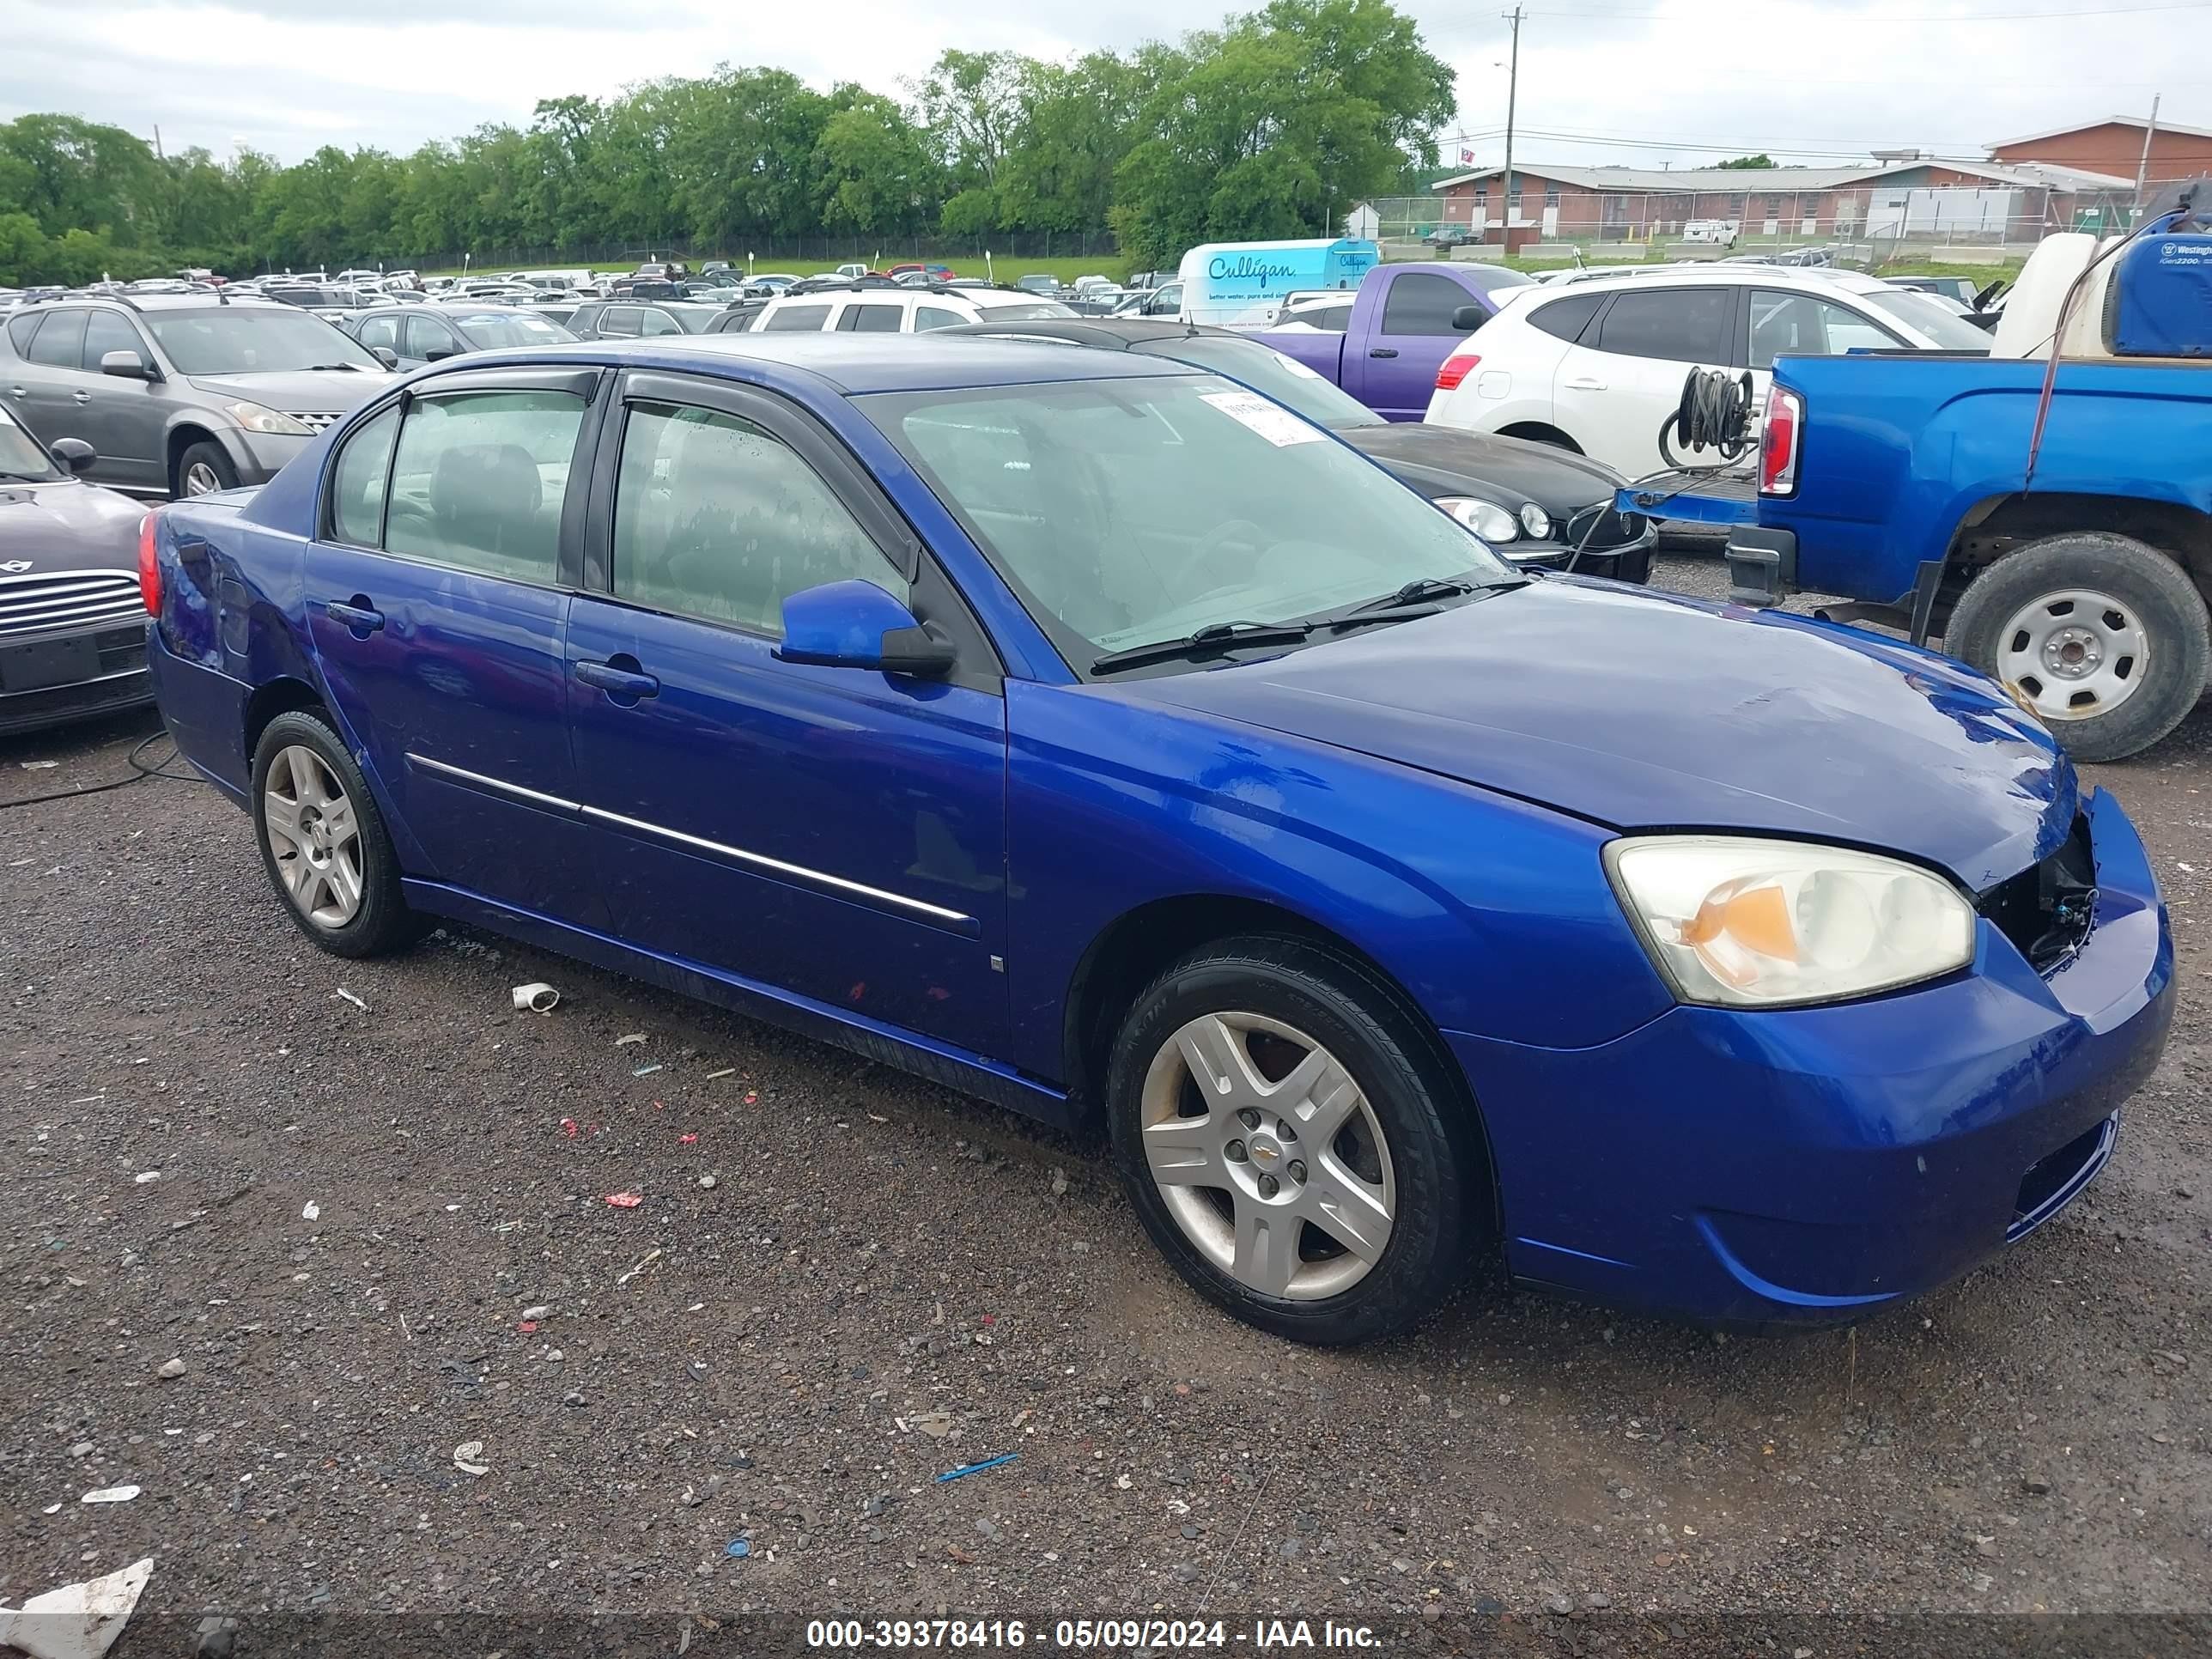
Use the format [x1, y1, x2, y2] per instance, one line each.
[575, 659, 660, 702]
[1564, 376, 1607, 391]
[7, 386, 25, 398]
[1368, 347, 1400, 358]
[324, 599, 385, 635]
[70, 390, 92, 404]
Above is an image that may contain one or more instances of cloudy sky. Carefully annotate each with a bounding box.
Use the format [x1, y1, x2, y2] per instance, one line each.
[0, 0, 2202, 171]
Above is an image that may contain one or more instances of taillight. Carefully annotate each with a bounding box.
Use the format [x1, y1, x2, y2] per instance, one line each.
[1759, 385, 1802, 495]
[137, 511, 161, 615]
[1436, 352, 1480, 392]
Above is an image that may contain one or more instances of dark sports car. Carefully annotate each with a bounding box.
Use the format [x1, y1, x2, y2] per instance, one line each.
[939, 318, 1654, 580]
[0, 404, 154, 735]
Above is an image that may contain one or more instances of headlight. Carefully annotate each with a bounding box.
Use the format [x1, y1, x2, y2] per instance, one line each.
[222, 401, 312, 437]
[1437, 496, 1517, 541]
[1605, 836, 1975, 1007]
[1519, 503, 1553, 539]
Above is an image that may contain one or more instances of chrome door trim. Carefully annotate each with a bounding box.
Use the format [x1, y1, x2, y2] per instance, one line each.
[406, 752, 580, 812]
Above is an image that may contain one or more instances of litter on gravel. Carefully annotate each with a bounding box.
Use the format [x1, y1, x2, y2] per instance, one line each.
[333, 988, 368, 1012]
[453, 1440, 489, 1477]
[938, 1453, 1018, 1483]
[18, 759, 59, 770]
[0, 1555, 153, 1659]
[511, 982, 560, 1013]
[703, 1067, 736, 1080]
[633, 1064, 664, 1077]
[616, 1034, 647, 1046]
[725, 1538, 751, 1559]
[131, 1171, 159, 1185]
[605, 1192, 643, 1209]
[617, 1248, 663, 1285]
[301, 1201, 319, 1222]
[78, 1485, 140, 1504]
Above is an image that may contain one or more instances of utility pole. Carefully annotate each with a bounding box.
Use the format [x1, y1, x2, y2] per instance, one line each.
[1500, 6, 1522, 250]
[2135, 94, 2161, 210]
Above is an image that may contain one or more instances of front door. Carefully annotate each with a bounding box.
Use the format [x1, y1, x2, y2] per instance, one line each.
[1552, 284, 1740, 476]
[301, 368, 611, 927]
[1349, 270, 1480, 421]
[563, 369, 1010, 1057]
[73, 308, 166, 491]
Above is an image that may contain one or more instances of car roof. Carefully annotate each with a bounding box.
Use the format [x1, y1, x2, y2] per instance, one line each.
[938, 318, 1231, 349]
[1547, 264, 1881, 295]
[434, 332, 1202, 396]
[21, 292, 295, 313]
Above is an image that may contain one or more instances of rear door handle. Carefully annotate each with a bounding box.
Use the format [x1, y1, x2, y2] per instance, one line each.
[1564, 376, 1607, 391]
[575, 659, 660, 701]
[324, 599, 385, 635]
[7, 386, 24, 398]
[70, 390, 92, 404]
[1368, 347, 1400, 359]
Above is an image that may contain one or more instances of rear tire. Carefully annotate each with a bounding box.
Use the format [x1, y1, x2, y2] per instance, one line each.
[251, 710, 421, 957]
[1945, 532, 2209, 763]
[173, 441, 238, 499]
[1106, 936, 1482, 1346]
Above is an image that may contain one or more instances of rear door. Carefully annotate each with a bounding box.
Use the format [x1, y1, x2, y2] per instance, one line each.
[1552, 284, 1740, 475]
[562, 368, 1011, 1056]
[1349, 270, 1481, 420]
[301, 368, 612, 927]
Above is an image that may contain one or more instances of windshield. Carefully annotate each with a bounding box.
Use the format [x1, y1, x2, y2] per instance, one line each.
[862, 374, 1510, 670]
[981, 301, 1077, 321]
[453, 312, 577, 349]
[1135, 336, 1382, 430]
[1863, 289, 1992, 350]
[0, 404, 61, 479]
[144, 307, 384, 374]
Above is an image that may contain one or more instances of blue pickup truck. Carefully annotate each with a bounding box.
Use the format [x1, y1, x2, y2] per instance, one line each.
[1653, 349, 2212, 762]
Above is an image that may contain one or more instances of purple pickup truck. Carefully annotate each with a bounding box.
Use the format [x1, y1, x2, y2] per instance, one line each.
[1243, 261, 1534, 421]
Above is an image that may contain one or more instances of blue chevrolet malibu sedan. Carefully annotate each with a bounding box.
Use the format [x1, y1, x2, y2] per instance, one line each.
[141, 335, 2173, 1344]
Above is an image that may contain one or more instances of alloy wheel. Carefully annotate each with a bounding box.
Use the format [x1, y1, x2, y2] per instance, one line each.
[1138, 1011, 1395, 1300]
[1997, 588, 2147, 720]
[182, 461, 224, 495]
[264, 744, 365, 928]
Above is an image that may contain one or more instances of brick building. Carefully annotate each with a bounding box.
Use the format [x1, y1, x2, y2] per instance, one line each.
[1989, 116, 2212, 183]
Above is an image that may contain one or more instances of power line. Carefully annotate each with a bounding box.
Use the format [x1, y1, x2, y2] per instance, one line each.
[1528, 0, 2210, 17]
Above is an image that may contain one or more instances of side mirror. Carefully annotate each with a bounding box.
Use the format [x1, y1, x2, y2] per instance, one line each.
[369, 345, 398, 369]
[777, 580, 957, 677]
[423, 348, 459, 362]
[50, 437, 95, 473]
[1450, 304, 1486, 332]
[100, 349, 157, 380]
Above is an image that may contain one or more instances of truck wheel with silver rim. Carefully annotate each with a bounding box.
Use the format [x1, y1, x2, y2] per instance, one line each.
[1945, 532, 2210, 763]
[1107, 937, 1482, 1345]
[251, 709, 421, 957]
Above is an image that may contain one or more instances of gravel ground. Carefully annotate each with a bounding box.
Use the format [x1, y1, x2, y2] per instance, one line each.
[3, 557, 2209, 1654]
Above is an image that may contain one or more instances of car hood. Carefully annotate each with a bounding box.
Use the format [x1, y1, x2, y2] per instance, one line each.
[185, 368, 398, 412]
[1340, 423, 1626, 511]
[1118, 579, 2073, 892]
[0, 477, 144, 571]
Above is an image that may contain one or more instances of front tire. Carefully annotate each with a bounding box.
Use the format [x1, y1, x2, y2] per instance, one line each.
[1107, 937, 1482, 1345]
[174, 440, 239, 499]
[251, 710, 420, 957]
[1945, 532, 2210, 762]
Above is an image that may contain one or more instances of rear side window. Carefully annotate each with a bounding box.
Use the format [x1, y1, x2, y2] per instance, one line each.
[842, 303, 904, 333]
[763, 304, 831, 332]
[1527, 292, 1603, 343]
[82, 309, 143, 369]
[611, 402, 904, 633]
[26, 310, 88, 368]
[1303, 302, 1353, 331]
[381, 390, 586, 583]
[1380, 273, 1474, 336]
[1592, 288, 1735, 363]
[327, 404, 398, 546]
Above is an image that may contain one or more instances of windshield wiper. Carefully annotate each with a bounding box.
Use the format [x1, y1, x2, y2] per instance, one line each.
[302, 362, 361, 372]
[1349, 576, 1489, 614]
[0, 469, 54, 483]
[1305, 574, 1530, 634]
[1091, 618, 1315, 675]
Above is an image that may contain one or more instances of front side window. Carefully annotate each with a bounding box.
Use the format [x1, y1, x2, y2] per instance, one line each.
[401, 314, 457, 361]
[1747, 291, 1900, 368]
[0, 404, 62, 479]
[599, 307, 644, 338]
[381, 390, 585, 583]
[142, 307, 381, 374]
[638, 308, 684, 337]
[864, 374, 1510, 668]
[354, 313, 402, 353]
[1381, 273, 1472, 336]
[762, 304, 831, 332]
[81, 309, 144, 370]
[1592, 288, 1734, 363]
[611, 402, 903, 633]
[327, 404, 398, 545]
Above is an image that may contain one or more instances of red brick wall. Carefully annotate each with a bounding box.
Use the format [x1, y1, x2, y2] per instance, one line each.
[1991, 121, 2212, 179]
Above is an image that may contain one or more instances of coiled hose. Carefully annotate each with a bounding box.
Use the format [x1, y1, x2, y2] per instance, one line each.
[1657, 367, 1758, 469]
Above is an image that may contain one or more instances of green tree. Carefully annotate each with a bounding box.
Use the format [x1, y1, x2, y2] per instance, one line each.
[1714, 154, 1778, 169]
[814, 88, 939, 236]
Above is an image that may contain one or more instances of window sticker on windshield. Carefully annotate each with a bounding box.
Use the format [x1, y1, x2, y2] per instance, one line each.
[1274, 355, 1325, 380]
[1200, 390, 1325, 447]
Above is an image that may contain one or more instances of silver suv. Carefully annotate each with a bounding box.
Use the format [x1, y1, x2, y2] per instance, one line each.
[1, 293, 397, 497]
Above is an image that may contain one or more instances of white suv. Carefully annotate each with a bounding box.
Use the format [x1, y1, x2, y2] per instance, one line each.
[752, 285, 1076, 335]
[1425, 265, 1990, 478]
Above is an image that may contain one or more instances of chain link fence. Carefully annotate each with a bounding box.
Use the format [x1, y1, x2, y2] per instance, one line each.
[380, 229, 1122, 277]
[1358, 179, 2194, 266]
